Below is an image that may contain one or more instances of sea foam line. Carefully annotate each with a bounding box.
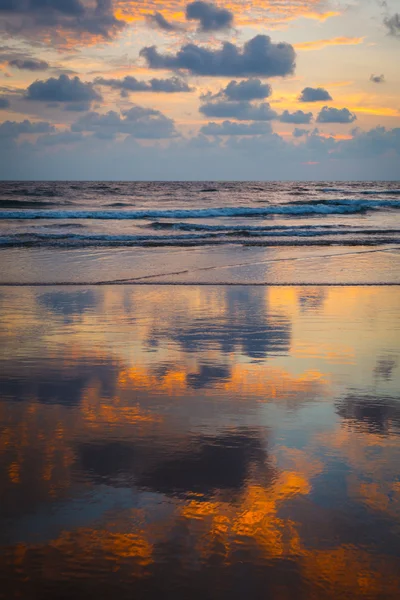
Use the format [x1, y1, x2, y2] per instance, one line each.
[0, 199, 399, 220]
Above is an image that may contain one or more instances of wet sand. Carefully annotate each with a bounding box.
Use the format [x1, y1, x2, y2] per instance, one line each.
[1, 244, 400, 285]
[0, 284, 399, 599]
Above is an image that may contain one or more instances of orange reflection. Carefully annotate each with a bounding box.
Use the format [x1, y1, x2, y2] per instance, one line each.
[1, 285, 399, 598]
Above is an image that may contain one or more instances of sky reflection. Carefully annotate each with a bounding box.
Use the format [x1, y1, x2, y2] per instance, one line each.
[0, 285, 399, 599]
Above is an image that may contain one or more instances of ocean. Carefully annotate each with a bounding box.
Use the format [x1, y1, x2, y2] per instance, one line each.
[1, 180, 400, 249]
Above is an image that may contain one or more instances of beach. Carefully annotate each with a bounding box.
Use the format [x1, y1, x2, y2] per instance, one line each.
[1, 284, 400, 599]
[1, 181, 400, 598]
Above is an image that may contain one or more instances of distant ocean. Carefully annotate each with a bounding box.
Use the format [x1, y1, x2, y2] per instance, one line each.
[1, 181, 400, 249]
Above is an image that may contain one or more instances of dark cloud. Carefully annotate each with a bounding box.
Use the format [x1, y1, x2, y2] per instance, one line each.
[200, 120, 273, 136]
[370, 73, 385, 83]
[145, 11, 180, 31]
[317, 106, 356, 124]
[8, 58, 48, 71]
[186, 1, 233, 32]
[71, 105, 178, 139]
[279, 109, 313, 124]
[383, 12, 400, 36]
[0, 119, 54, 138]
[95, 77, 143, 90]
[200, 99, 278, 121]
[26, 75, 101, 110]
[293, 127, 309, 138]
[342, 126, 400, 158]
[2, 118, 399, 180]
[149, 77, 192, 93]
[0, 0, 125, 41]
[199, 79, 274, 124]
[215, 78, 272, 101]
[0, 96, 9, 108]
[140, 35, 296, 77]
[95, 75, 192, 94]
[36, 131, 85, 146]
[299, 87, 332, 102]
[62, 101, 93, 112]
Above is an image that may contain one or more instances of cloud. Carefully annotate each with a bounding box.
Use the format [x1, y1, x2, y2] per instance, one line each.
[63, 102, 94, 112]
[383, 13, 400, 37]
[200, 120, 273, 136]
[294, 36, 364, 51]
[280, 110, 313, 124]
[299, 87, 332, 102]
[293, 128, 310, 138]
[8, 58, 49, 71]
[36, 131, 85, 146]
[317, 106, 357, 124]
[0, 119, 54, 139]
[199, 78, 276, 123]
[145, 11, 181, 31]
[2, 124, 400, 180]
[215, 78, 272, 101]
[341, 126, 400, 158]
[0, 96, 9, 109]
[26, 75, 101, 110]
[0, 0, 125, 43]
[140, 35, 296, 77]
[71, 105, 178, 139]
[370, 74, 385, 83]
[200, 100, 278, 121]
[186, 1, 233, 32]
[95, 76, 192, 94]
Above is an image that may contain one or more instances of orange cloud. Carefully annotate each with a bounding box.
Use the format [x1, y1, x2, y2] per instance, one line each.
[115, 0, 340, 28]
[295, 37, 364, 51]
[349, 106, 400, 117]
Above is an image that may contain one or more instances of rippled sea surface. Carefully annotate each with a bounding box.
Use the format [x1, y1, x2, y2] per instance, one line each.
[1, 285, 400, 599]
[1, 180, 400, 249]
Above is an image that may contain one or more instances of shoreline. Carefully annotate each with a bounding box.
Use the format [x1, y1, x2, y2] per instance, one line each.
[1, 244, 399, 285]
[1, 281, 400, 286]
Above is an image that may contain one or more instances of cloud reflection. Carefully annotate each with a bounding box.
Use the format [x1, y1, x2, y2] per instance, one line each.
[0, 285, 399, 599]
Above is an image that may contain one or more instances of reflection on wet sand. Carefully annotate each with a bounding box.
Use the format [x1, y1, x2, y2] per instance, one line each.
[0, 285, 400, 599]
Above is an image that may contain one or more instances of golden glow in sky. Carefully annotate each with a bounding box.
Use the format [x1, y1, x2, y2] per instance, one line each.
[0, 0, 399, 178]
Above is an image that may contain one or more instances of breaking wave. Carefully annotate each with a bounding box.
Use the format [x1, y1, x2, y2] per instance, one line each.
[0, 199, 399, 220]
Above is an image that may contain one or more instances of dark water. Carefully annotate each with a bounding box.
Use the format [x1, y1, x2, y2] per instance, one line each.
[1, 180, 400, 248]
[1, 285, 400, 599]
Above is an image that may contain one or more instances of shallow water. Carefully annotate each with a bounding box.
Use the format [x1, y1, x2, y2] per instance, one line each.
[1, 285, 400, 599]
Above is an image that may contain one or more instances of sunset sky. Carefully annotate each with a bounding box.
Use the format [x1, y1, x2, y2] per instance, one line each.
[0, 0, 399, 179]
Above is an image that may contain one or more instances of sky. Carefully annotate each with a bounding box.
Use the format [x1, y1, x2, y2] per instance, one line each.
[0, 0, 399, 179]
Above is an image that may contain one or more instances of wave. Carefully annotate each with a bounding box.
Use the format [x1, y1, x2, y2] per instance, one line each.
[361, 190, 400, 195]
[148, 222, 398, 234]
[0, 200, 58, 208]
[1, 188, 59, 198]
[1, 199, 399, 220]
[322, 187, 400, 195]
[1, 230, 399, 248]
